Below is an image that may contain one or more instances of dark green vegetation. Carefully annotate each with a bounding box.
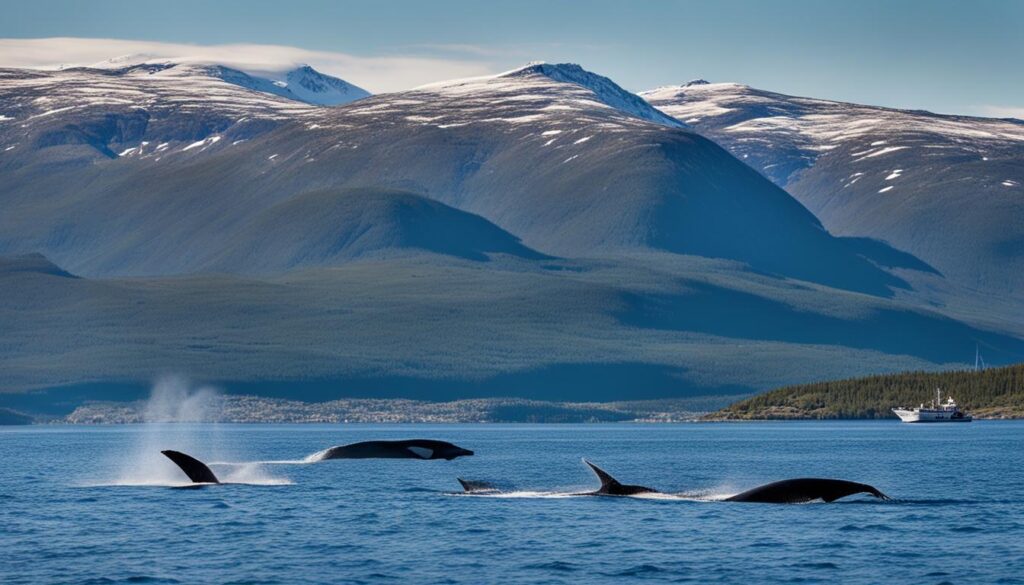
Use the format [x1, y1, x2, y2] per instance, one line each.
[708, 363, 1024, 420]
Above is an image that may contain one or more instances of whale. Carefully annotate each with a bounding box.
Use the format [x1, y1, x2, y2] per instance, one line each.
[724, 478, 890, 503]
[311, 440, 474, 461]
[579, 461, 888, 502]
[458, 460, 889, 503]
[161, 450, 219, 484]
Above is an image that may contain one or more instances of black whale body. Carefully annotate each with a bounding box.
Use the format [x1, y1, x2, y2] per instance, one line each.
[316, 440, 474, 461]
[725, 478, 890, 503]
[161, 450, 220, 484]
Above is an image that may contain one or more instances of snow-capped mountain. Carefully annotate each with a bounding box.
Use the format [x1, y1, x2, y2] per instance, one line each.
[643, 82, 1024, 297]
[0, 59, 367, 164]
[0, 64, 304, 163]
[265, 64, 370, 105]
[461, 62, 686, 128]
[0, 61, 900, 297]
[91, 55, 370, 105]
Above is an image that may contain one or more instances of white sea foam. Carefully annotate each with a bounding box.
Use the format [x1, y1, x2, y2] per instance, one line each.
[451, 489, 731, 501]
[302, 448, 332, 463]
[87, 376, 290, 487]
[452, 490, 580, 499]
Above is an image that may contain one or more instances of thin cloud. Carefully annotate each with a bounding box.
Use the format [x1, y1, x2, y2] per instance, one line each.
[0, 37, 499, 93]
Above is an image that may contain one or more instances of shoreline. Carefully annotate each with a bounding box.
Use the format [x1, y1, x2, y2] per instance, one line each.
[8, 415, 1024, 426]
[3, 394, 724, 425]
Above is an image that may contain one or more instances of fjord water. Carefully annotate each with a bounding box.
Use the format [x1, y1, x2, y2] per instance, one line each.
[2, 423, 1023, 584]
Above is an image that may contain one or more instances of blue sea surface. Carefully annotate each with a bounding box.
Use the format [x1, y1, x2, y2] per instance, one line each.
[2, 422, 1023, 584]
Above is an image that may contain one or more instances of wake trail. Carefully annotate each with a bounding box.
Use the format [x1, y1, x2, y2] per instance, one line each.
[449, 490, 901, 503]
[78, 477, 293, 488]
[209, 459, 316, 466]
[211, 448, 330, 466]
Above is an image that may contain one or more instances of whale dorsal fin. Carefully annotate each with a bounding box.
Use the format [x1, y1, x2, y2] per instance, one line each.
[583, 459, 621, 492]
[161, 450, 220, 484]
[457, 478, 497, 493]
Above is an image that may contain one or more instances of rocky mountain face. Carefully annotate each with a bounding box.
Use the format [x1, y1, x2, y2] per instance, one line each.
[643, 82, 1024, 299]
[1, 62, 903, 295]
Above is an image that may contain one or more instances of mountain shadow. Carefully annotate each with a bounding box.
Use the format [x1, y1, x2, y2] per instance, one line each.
[620, 282, 1024, 364]
[204, 187, 549, 272]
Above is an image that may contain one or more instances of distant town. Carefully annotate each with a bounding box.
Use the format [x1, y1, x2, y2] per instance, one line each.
[57, 395, 719, 424]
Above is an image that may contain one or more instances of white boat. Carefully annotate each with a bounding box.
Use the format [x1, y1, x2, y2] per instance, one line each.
[893, 389, 972, 423]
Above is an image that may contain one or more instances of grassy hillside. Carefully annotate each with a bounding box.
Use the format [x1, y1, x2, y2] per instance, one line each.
[707, 363, 1024, 420]
[9, 251, 1016, 415]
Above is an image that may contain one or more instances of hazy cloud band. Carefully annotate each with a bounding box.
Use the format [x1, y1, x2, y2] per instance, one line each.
[0, 37, 498, 93]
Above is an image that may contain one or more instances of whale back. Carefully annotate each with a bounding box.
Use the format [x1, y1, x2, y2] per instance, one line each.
[161, 450, 220, 484]
[319, 439, 473, 460]
[583, 460, 656, 496]
[727, 478, 888, 503]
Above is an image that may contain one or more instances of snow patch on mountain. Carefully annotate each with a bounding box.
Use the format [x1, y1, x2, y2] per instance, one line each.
[416, 62, 686, 129]
[226, 64, 370, 106]
[642, 82, 1024, 149]
[501, 63, 685, 128]
[90, 55, 370, 105]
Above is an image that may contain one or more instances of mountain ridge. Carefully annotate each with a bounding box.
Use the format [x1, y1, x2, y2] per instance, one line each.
[642, 81, 1024, 300]
[2, 61, 906, 299]
[87, 55, 371, 105]
[497, 62, 686, 128]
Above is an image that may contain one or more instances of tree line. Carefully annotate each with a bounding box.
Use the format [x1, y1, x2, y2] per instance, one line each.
[709, 363, 1024, 419]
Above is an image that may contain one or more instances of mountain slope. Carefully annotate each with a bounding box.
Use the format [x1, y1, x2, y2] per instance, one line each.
[642, 82, 1024, 297]
[0, 60, 366, 167]
[215, 64, 370, 106]
[3, 252, 1021, 413]
[465, 62, 686, 128]
[2, 63, 908, 297]
[204, 187, 546, 272]
[0, 252, 78, 278]
[90, 55, 370, 105]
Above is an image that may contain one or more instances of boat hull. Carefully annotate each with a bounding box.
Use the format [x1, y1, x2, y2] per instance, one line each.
[892, 408, 972, 423]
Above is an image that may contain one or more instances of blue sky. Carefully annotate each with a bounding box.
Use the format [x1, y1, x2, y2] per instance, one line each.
[2, 0, 1022, 116]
